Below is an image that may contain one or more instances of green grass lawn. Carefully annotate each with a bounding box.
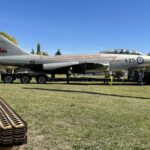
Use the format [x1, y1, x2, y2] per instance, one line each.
[0, 82, 150, 150]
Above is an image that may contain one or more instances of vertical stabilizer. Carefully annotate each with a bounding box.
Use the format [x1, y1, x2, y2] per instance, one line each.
[0, 35, 29, 56]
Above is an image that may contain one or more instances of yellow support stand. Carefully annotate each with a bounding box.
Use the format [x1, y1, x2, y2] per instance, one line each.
[108, 75, 113, 85]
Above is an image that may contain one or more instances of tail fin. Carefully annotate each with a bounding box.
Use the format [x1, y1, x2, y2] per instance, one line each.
[0, 35, 29, 56]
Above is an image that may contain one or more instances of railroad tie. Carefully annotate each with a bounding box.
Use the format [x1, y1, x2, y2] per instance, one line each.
[0, 98, 27, 147]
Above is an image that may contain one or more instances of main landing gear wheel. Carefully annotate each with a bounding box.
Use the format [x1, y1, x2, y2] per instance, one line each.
[20, 76, 31, 84]
[4, 75, 14, 83]
[36, 75, 47, 84]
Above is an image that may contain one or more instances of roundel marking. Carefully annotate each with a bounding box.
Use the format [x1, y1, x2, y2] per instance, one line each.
[137, 56, 144, 64]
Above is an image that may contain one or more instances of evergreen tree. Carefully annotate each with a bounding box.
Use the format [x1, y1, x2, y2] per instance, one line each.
[37, 43, 42, 55]
[55, 49, 62, 55]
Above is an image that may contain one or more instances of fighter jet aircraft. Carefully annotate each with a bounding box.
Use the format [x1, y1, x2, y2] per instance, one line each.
[0, 34, 150, 79]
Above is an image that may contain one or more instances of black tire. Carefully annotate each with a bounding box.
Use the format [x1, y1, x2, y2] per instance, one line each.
[36, 75, 47, 84]
[20, 75, 31, 84]
[4, 75, 14, 83]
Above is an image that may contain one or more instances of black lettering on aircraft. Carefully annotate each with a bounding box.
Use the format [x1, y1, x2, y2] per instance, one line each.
[125, 58, 136, 63]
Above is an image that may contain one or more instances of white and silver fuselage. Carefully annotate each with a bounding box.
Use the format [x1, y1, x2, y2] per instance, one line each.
[0, 53, 150, 71]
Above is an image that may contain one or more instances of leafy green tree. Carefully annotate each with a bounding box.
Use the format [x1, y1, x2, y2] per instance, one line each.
[0, 32, 17, 44]
[55, 49, 62, 55]
[148, 53, 150, 56]
[43, 52, 49, 56]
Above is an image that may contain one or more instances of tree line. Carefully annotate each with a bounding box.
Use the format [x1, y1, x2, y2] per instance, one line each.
[31, 43, 62, 56]
[0, 32, 62, 56]
[0, 32, 150, 56]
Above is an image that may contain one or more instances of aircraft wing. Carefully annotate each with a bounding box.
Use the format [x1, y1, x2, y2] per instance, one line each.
[43, 61, 109, 71]
[43, 61, 80, 70]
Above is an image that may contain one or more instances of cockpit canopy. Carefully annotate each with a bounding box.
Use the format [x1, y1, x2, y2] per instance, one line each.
[100, 49, 143, 55]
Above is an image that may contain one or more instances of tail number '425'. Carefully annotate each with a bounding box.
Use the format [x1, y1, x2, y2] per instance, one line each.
[125, 58, 136, 63]
[125, 57, 144, 64]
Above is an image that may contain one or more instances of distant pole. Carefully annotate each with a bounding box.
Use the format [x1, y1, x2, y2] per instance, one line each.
[66, 68, 71, 84]
[51, 74, 55, 79]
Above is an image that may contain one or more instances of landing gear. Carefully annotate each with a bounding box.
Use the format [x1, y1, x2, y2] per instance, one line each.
[104, 71, 113, 85]
[20, 75, 31, 84]
[51, 74, 55, 78]
[134, 70, 144, 85]
[4, 75, 14, 83]
[66, 68, 72, 84]
[66, 73, 71, 84]
[36, 75, 47, 84]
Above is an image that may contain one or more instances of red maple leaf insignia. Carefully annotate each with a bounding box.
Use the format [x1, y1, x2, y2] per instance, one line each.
[0, 47, 7, 53]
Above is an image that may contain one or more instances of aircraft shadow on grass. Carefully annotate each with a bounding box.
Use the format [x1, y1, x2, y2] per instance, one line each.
[0, 81, 147, 86]
[23, 87, 150, 100]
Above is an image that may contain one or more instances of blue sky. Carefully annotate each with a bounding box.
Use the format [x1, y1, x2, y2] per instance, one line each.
[1, 0, 150, 54]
